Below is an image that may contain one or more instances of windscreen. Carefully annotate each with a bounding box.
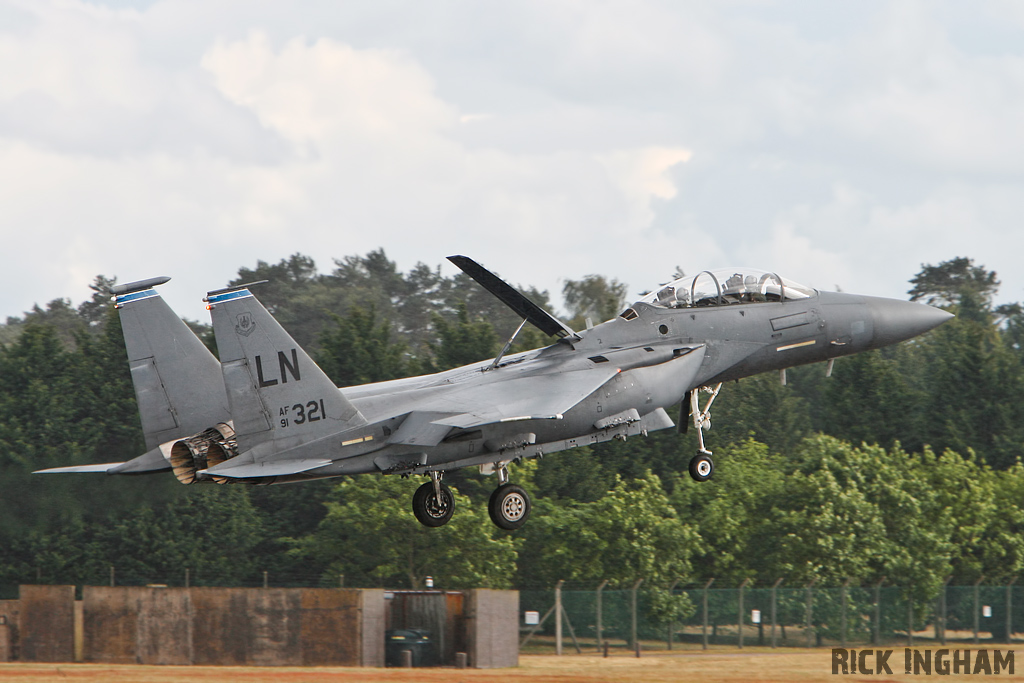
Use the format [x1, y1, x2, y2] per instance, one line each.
[636, 268, 816, 310]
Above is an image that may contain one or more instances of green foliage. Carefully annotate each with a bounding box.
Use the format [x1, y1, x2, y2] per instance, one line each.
[908, 257, 999, 309]
[316, 305, 407, 386]
[707, 374, 813, 454]
[291, 475, 519, 589]
[6, 249, 1024, 610]
[672, 439, 788, 584]
[519, 472, 699, 588]
[0, 486, 262, 587]
[423, 303, 498, 372]
[563, 275, 629, 326]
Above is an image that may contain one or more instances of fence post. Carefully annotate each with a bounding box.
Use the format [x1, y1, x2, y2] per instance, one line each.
[873, 577, 886, 646]
[109, 566, 115, 588]
[974, 576, 985, 645]
[841, 578, 851, 648]
[667, 579, 680, 650]
[185, 568, 190, 589]
[1007, 577, 1017, 644]
[805, 579, 817, 648]
[630, 579, 644, 651]
[263, 571, 268, 589]
[738, 578, 750, 649]
[555, 580, 564, 656]
[596, 579, 607, 651]
[940, 576, 950, 645]
[771, 578, 783, 648]
[702, 578, 714, 650]
[907, 584, 914, 646]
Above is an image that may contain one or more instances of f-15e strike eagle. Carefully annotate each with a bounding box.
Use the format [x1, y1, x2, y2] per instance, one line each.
[37, 257, 952, 530]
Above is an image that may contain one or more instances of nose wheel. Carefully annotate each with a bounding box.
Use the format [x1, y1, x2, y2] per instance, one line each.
[689, 453, 714, 482]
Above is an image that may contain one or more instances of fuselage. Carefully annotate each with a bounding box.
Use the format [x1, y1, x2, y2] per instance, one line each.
[304, 287, 950, 479]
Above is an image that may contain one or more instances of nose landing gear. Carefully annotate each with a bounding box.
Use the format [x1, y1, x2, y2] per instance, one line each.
[687, 384, 721, 482]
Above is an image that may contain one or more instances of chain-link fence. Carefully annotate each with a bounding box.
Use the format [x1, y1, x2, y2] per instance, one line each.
[0, 568, 350, 601]
[519, 581, 1024, 652]
[8, 571, 1024, 651]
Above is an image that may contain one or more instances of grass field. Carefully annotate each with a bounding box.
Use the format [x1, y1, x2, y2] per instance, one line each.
[1, 648, 1022, 683]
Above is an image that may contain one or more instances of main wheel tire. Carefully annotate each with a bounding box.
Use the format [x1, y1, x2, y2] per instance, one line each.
[488, 484, 532, 530]
[689, 454, 714, 482]
[412, 481, 455, 527]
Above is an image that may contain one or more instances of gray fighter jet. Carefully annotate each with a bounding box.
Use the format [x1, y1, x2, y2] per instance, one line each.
[36, 257, 952, 530]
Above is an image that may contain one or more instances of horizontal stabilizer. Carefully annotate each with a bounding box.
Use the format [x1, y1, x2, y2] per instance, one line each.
[108, 444, 173, 474]
[202, 458, 331, 479]
[448, 255, 577, 339]
[34, 462, 124, 474]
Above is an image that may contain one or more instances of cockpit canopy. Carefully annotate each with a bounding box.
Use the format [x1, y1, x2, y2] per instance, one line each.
[636, 268, 816, 310]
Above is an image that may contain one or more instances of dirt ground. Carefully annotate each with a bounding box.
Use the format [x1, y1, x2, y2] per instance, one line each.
[1, 648, 1022, 683]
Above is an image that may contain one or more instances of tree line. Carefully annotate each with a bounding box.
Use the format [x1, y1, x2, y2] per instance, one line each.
[1, 252, 1023, 619]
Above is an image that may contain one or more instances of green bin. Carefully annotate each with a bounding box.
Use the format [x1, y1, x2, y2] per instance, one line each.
[385, 628, 438, 667]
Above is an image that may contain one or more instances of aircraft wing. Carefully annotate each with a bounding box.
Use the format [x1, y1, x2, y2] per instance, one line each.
[425, 365, 621, 430]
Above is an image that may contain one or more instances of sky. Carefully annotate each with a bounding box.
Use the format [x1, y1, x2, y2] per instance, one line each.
[2, 0, 1024, 322]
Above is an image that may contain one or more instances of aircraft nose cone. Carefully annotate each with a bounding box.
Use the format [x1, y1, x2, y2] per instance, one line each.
[866, 296, 954, 348]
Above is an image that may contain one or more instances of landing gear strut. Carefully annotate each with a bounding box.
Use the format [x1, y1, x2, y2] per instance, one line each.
[412, 471, 454, 527]
[687, 384, 722, 482]
[488, 465, 532, 530]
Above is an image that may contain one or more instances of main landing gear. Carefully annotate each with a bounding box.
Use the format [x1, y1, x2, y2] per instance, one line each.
[686, 383, 722, 483]
[411, 466, 532, 530]
[412, 471, 455, 527]
[488, 466, 531, 530]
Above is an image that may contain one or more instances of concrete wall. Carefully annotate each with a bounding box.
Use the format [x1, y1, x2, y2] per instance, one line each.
[84, 587, 193, 664]
[74, 599, 83, 662]
[80, 586, 379, 666]
[12, 585, 517, 668]
[0, 599, 19, 661]
[19, 585, 75, 662]
[360, 589, 386, 667]
[0, 624, 10, 662]
[299, 589, 361, 666]
[465, 589, 519, 669]
[192, 588, 302, 666]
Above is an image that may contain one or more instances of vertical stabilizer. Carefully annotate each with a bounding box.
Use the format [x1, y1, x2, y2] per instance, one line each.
[113, 277, 231, 450]
[205, 286, 367, 451]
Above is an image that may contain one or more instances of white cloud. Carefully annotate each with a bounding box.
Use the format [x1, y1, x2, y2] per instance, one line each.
[595, 146, 692, 236]
[2, 0, 1024, 324]
[201, 32, 457, 149]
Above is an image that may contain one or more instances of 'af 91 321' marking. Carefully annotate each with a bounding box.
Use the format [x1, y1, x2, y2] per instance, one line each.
[278, 399, 326, 428]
